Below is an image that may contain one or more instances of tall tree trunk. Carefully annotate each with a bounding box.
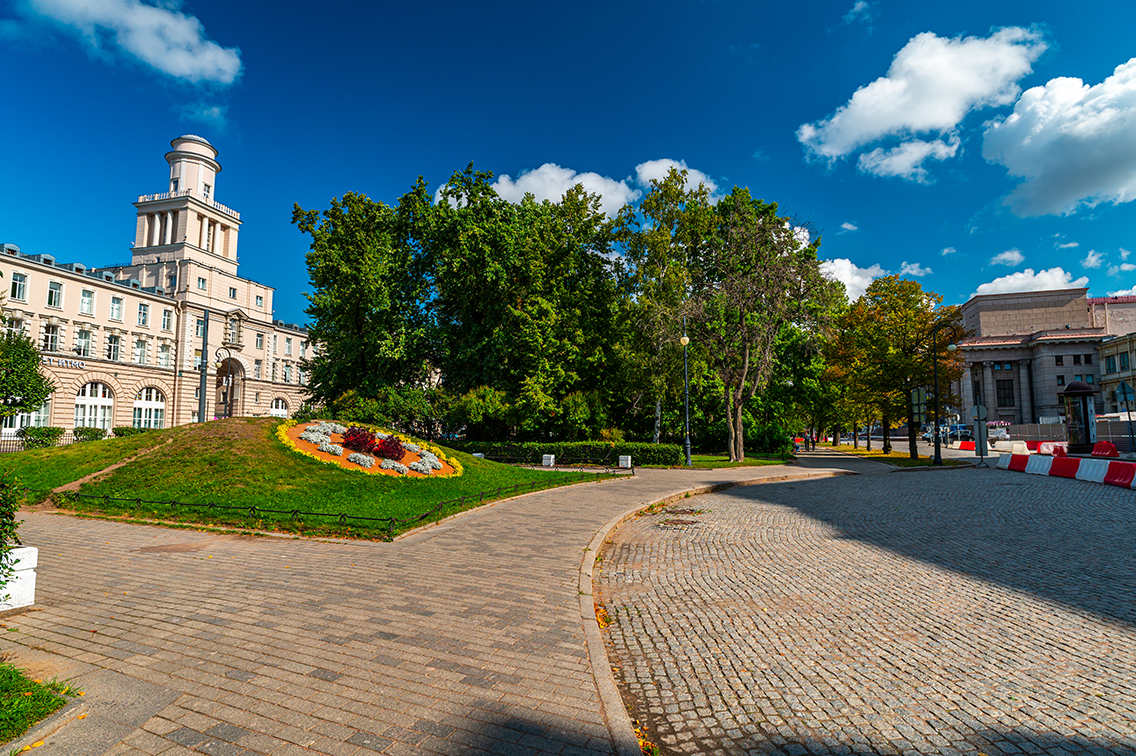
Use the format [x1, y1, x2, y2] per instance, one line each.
[724, 384, 736, 461]
[907, 400, 919, 459]
[882, 410, 892, 454]
[733, 403, 745, 461]
[832, 425, 839, 447]
[653, 396, 661, 444]
[853, 418, 859, 449]
[866, 417, 872, 451]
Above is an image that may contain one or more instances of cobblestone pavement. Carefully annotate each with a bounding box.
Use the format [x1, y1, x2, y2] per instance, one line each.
[597, 465, 1136, 756]
[0, 464, 837, 756]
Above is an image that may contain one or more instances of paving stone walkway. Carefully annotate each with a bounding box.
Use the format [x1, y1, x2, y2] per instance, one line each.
[1, 463, 838, 756]
[596, 464, 1136, 756]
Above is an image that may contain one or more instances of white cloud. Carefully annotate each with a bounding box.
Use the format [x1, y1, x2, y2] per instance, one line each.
[840, 222, 858, 232]
[175, 102, 228, 130]
[972, 267, 1089, 297]
[634, 159, 719, 196]
[1081, 249, 1103, 269]
[491, 164, 640, 218]
[1107, 263, 1136, 276]
[23, 0, 242, 84]
[1107, 287, 1136, 296]
[900, 261, 932, 277]
[1057, 241, 1080, 249]
[820, 258, 888, 301]
[990, 248, 1025, 266]
[941, 246, 957, 256]
[856, 136, 959, 181]
[1123, 248, 1132, 260]
[842, 1, 874, 26]
[984, 59, 1136, 216]
[797, 28, 1045, 180]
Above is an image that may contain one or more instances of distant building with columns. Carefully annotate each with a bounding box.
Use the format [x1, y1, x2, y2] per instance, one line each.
[0, 135, 310, 434]
[956, 288, 1136, 424]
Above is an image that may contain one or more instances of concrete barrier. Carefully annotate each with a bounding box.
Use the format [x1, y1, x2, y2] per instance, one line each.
[1091, 441, 1120, 458]
[996, 454, 1011, 469]
[1010, 442, 1030, 455]
[1074, 458, 1110, 483]
[1024, 455, 1053, 475]
[1049, 457, 1081, 478]
[1105, 461, 1136, 488]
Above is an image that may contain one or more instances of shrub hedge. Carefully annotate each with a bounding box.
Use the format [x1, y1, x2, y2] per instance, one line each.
[16, 426, 65, 449]
[111, 426, 151, 438]
[448, 441, 683, 467]
[73, 426, 107, 443]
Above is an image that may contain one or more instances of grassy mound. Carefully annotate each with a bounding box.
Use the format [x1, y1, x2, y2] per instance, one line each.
[0, 418, 612, 538]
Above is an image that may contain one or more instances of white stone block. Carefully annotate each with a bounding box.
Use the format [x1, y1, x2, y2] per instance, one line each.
[542, 454, 555, 467]
[618, 455, 632, 468]
[1, 546, 38, 611]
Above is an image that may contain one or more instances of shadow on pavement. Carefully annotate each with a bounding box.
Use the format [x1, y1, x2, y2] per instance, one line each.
[724, 729, 1136, 756]
[720, 472, 1136, 627]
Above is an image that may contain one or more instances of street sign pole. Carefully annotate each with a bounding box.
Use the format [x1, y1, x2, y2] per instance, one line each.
[972, 404, 989, 468]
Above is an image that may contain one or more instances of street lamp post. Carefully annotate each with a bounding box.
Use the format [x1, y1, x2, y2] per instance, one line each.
[931, 328, 959, 466]
[681, 318, 692, 467]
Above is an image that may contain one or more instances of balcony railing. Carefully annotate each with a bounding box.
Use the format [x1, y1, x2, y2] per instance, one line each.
[137, 189, 240, 220]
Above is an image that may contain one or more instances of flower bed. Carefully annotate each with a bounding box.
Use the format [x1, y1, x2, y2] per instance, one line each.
[277, 420, 462, 478]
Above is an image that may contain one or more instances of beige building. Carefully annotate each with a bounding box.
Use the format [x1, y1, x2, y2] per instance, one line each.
[956, 288, 1136, 424]
[1, 135, 310, 435]
[1098, 316, 1136, 414]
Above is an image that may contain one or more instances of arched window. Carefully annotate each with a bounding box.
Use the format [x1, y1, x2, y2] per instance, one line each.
[75, 382, 114, 430]
[133, 387, 166, 429]
[2, 395, 52, 437]
[270, 398, 288, 418]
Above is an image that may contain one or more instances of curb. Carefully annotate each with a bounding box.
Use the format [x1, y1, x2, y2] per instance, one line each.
[577, 468, 855, 756]
[0, 698, 88, 754]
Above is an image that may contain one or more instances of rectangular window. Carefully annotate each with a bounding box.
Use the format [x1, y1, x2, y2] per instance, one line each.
[162, 309, 172, 330]
[171, 178, 179, 192]
[228, 286, 237, 299]
[1107, 355, 1117, 373]
[283, 364, 292, 383]
[272, 362, 277, 382]
[133, 339, 146, 364]
[46, 281, 62, 308]
[1056, 375, 1065, 386]
[1073, 354, 1082, 365]
[110, 297, 123, 320]
[1087, 375, 1095, 384]
[203, 183, 212, 198]
[995, 379, 1014, 407]
[194, 386, 200, 399]
[285, 338, 292, 356]
[194, 349, 203, 371]
[80, 289, 94, 315]
[197, 277, 207, 290]
[1055, 355, 1064, 366]
[254, 359, 262, 379]
[76, 330, 91, 357]
[272, 335, 277, 354]
[195, 319, 205, 338]
[1074, 374, 1083, 382]
[158, 344, 171, 368]
[300, 342, 307, 359]
[41, 325, 59, 352]
[9, 273, 26, 302]
[1122, 352, 1130, 371]
[1084, 354, 1093, 364]
[106, 335, 121, 361]
[168, 275, 177, 290]
[137, 303, 149, 326]
[255, 295, 263, 307]
[255, 333, 263, 349]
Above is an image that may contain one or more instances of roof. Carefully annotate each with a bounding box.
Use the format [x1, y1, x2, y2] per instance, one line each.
[959, 327, 1108, 349]
[174, 134, 213, 147]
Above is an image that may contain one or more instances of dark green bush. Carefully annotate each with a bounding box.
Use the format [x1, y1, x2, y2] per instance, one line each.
[16, 426, 65, 449]
[449, 441, 682, 467]
[745, 423, 793, 454]
[72, 426, 107, 443]
[111, 426, 151, 438]
[0, 473, 20, 600]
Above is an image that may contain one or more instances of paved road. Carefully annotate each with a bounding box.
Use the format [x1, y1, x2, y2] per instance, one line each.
[597, 464, 1136, 756]
[0, 463, 841, 756]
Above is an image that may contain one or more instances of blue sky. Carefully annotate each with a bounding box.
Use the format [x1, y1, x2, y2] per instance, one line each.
[3, 0, 1136, 324]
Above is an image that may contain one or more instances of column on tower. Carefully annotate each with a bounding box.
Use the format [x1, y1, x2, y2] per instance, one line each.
[150, 213, 160, 247]
[163, 211, 173, 245]
[1018, 359, 1033, 424]
[961, 362, 973, 413]
[982, 362, 995, 409]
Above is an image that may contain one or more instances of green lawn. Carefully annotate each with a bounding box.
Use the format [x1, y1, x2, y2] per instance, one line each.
[640, 452, 791, 469]
[0, 661, 76, 744]
[829, 443, 969, 467]
[0, 418, 616, 538]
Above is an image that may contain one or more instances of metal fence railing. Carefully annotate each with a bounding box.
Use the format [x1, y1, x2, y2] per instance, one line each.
[1004, 421, 1136, 453]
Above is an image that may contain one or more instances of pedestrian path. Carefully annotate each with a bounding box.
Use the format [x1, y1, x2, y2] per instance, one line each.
[1, 462, 848, 756]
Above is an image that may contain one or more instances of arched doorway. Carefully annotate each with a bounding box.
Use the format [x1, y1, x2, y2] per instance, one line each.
[214, 357, 244, 418]
[269, 397, 288, 418]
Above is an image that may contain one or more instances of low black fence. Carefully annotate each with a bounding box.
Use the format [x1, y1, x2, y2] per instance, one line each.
[0, 433, 81, 453]
[28, 469, 628, 538]
[477, 453, 632, 474]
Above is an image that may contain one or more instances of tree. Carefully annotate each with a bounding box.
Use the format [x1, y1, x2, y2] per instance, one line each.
[833, 276, 964, 458]
[690, 189, 839, 461]
[0, 329, 55, 418]
[293, 191, 431, 406]
[618, 168, 715, 442]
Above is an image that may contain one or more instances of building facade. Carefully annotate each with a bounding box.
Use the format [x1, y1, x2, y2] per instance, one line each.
[1, 135, 310, 434]
[956, 289, 1136, 424]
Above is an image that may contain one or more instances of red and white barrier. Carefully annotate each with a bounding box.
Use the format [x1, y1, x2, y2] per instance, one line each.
[1024, 455, 1053, 475]
[1075, 458, 1110, 484]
